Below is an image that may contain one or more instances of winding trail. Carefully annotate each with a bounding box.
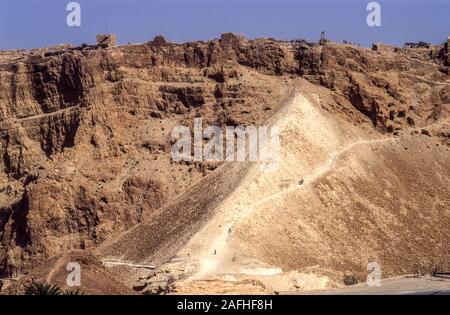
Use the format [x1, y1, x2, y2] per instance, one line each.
[253, 137, 396, 207]
[193, 136, 398, 278]
[46, 254, 67, 284]
[401, 73, 450, 86]
[101, 260, 156, 269]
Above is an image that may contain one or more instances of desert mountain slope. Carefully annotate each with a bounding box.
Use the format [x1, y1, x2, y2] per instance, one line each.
[101, 84, 449, 294]
[0, 34, 449, 294]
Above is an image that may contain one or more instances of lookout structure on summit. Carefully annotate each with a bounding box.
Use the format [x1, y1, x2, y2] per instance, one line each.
[404, 41, 431, 49]
[96, 34, 117, 47]
[319, 31, 329, 46]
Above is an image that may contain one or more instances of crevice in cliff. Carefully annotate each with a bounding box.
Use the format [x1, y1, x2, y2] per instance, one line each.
[0, 190, 30, 278]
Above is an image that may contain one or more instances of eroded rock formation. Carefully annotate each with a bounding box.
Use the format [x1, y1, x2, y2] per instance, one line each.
[0, 33, 448, 286]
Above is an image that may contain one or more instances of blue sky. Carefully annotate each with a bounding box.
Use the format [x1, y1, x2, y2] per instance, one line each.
[0, 0, 449, 50]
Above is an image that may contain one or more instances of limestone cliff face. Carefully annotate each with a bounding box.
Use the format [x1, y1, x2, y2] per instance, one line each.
[0, 34, 294, 277]
[0, 34, 448, 278]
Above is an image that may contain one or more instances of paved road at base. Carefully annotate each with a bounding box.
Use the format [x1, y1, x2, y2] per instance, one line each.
[288, 276, 450, 295]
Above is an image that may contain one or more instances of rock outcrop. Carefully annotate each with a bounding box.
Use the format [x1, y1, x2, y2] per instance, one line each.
[0, 33, 449, 284]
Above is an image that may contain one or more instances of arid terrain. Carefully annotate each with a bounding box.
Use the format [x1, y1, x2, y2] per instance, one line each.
[0, 33, 449, 294]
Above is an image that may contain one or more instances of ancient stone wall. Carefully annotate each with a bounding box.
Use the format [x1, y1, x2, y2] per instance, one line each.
[96, 34, 117, 47]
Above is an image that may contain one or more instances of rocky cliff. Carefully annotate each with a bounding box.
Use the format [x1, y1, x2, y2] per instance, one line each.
[0, 33, 449, 285]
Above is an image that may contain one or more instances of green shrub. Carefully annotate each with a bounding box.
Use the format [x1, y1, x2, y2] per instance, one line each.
[25, 282, 63, 295]
[63, 288, 84, 295]
[25, 282, 85, 295]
